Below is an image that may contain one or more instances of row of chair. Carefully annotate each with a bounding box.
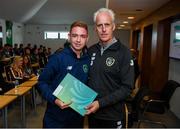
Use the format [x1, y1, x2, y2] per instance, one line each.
[126, 80, 180, 128]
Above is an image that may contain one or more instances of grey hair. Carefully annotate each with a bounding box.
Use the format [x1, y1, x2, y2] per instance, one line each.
[93, 8, 115, 23]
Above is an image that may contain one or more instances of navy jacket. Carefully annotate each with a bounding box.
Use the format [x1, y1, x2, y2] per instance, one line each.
[37, 47, 90, 127]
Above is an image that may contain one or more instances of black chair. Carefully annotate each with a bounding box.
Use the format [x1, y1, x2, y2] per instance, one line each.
[138, 80, 180, 128]
[142, 80, 180, 115]
[126, 86, 150, 127]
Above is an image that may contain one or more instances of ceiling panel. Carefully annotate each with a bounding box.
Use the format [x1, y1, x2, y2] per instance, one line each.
[0, 0, 172, 28]
[109, 0, 171, 28]
[0, 0, 47, 22]
[26, 0, 106, 25]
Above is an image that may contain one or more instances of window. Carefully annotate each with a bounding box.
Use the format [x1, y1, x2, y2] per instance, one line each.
[169, 21, 180, 59]
[174, 25, 180, 42]
[175, 32, 180, 40]
[44, 31, 68, 40]
[0, 32, 3, 38]
[60, 32, 68, 39]
[44, 32, 58, 39]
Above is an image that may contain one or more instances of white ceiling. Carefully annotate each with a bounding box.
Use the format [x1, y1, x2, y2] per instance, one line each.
[0, 0, 171, 28]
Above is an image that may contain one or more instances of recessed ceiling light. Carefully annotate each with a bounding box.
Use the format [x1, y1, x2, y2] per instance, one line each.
[123, 21, 128, 24]
[117, 27, 122, 29]
[120, 24, 125, 27]
[128, 16, 135, 20]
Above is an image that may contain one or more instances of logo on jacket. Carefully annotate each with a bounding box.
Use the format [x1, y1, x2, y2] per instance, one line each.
[67, 66, 72, 70]
[130, 59, 134, 66]
[83, 64, 88, 73]
[106, 57, 115, 67]
[90, 53, 96, 66]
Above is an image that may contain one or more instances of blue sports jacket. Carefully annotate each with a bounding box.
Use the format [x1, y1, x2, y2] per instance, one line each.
[37, 46, 90, 125]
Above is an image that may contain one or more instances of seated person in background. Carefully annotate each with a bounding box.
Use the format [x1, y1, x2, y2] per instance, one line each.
[18, 44, 24, 56]
[30, 48, 39, 64]
[1, 44, 11, 58]
[13, 43, 19, 56]
[38, 47, 45, 68]
[23, 55, 35, 79]
[10, 56, 24, 83]
[0, 69, 14, 95]
[24, 47, 31, 60]
[47, 48, 52, 57]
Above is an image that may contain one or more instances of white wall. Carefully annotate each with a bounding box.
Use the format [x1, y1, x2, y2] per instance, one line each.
[0, 19, 24, 46]
[169, 58, 180, 83]
[13, 22, 24, 45]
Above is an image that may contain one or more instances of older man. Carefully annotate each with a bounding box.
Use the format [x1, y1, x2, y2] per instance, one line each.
[86, 8, 134, 128]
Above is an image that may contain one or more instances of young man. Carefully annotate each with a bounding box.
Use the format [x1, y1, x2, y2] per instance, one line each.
[86, 8, 134, 128]
[37, 21, 90, 128]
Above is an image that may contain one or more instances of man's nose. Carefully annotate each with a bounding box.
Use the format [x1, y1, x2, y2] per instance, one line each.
[102, 24, 106, 32]
[77, 36, 81, 42]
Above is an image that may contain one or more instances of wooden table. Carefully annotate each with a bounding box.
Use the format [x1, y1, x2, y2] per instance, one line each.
[19, 80, 38, 110]
[28, 76, 38, 81]
[5, 86, 32, 127]
[19, 80, 38, 88]
[5, 87, 32, 96]
[0, 95, 17, 128]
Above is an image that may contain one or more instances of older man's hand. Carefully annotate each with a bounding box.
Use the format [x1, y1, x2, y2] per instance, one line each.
[85, 100, 100, 115]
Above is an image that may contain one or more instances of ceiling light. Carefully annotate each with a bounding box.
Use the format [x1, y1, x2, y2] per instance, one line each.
[120, 24, 125, 27]
[123, 21, 128, 24]
[128, 16, 135, 20]
[117, 27, 122, 29]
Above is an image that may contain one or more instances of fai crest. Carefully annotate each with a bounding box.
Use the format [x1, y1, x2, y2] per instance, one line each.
[83, 64, 88, 73]
[106, 57, 115, 67]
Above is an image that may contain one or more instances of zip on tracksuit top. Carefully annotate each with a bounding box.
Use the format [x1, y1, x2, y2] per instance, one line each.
[37, 46, 90, 127]
[88, 39, 134, 121]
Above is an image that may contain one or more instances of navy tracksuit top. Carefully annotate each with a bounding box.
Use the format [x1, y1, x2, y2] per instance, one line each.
[37, 47, 90, 127]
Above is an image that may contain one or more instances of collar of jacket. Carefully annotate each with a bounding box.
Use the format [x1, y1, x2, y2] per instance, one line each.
[96, 39, 122, 51]
[64, 46, 88, 59]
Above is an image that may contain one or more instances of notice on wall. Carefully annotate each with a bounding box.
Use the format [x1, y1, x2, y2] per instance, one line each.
[169, 21, 180, 59]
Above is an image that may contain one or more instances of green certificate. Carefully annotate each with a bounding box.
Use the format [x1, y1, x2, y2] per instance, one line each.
[53, 73, 97, 116]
